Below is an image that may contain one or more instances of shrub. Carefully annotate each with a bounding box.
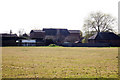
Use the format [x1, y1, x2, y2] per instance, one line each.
[49, 44, 57, 47]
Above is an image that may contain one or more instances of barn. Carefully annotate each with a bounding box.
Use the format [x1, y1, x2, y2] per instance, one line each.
[43, 28, 70, 43]
[30, 30, 45, 40]
[30, 30, 45, 46]
[88, 32, 120, 47]
[64, 30, 82, 43]
[0, 33, 19, 46]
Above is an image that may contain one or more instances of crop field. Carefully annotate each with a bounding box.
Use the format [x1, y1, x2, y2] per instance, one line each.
[2, 47, 118, 78]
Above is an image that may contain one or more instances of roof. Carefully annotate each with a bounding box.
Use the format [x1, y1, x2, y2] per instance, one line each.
[69, 30, 81, 34]
[43, 28, 67, 29]
[30, 30, 45, 33]
[88, 32, 120, 40]
[43, 28, 70, 36]
[88, 33, 98, 39]
[0, 33, 18, 37]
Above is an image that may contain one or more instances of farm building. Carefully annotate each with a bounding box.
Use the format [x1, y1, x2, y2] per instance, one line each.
[30, 30, 45, 46]
[64, 30, 82, 43]
[30, 30, 45, 40]
[43, 28, 70, 43]
[88, 32, 120, 47]
[0, 33, 19, 46]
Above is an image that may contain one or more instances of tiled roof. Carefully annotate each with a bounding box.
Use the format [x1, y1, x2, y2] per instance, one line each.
[69, 30, 81, 34]
[30, 30, 45, 33]
[43, 28, 70, 36]
[0, 33, 18, 37]
[89, 32, 120, 40]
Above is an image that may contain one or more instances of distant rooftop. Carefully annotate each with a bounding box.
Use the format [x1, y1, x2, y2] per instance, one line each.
[43, 28, 70, 36]
[43, 28, 68, 30]
[30, 30, 45, 33]
[0, 33, 18, 37]
[69, 30, 81, 34]
[89, 32, 120, 40]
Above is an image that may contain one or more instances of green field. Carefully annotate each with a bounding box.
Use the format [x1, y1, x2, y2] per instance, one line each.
[2, 47, 118, 78]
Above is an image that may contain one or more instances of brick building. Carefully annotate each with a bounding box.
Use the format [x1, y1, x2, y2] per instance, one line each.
[64, 30, 82, 43]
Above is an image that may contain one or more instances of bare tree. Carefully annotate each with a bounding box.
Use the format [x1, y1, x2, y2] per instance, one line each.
[83, 12, 117, 34]
[18, 28, 25, 37]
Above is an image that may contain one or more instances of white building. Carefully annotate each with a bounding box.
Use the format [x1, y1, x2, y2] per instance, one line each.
[20, 39, 36, 46]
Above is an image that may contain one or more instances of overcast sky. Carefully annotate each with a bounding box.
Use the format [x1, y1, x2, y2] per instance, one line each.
[0, 0, 119, 34]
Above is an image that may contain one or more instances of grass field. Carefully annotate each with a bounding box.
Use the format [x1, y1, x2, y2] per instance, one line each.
[2, 47, 118, 78]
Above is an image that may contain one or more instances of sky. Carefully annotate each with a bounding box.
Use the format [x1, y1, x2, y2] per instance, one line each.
[0, 0, 119, 34]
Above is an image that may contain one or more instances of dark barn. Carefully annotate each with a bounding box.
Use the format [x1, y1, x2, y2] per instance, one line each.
[88, 32, 120, 47]
[30, 30, 45, 40]
[0, 33, 19, 46]
[30, 30, 45, 46]
[43, 28, 70, 43]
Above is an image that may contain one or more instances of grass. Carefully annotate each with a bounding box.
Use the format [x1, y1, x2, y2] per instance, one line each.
[2, 47, 118, 78]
